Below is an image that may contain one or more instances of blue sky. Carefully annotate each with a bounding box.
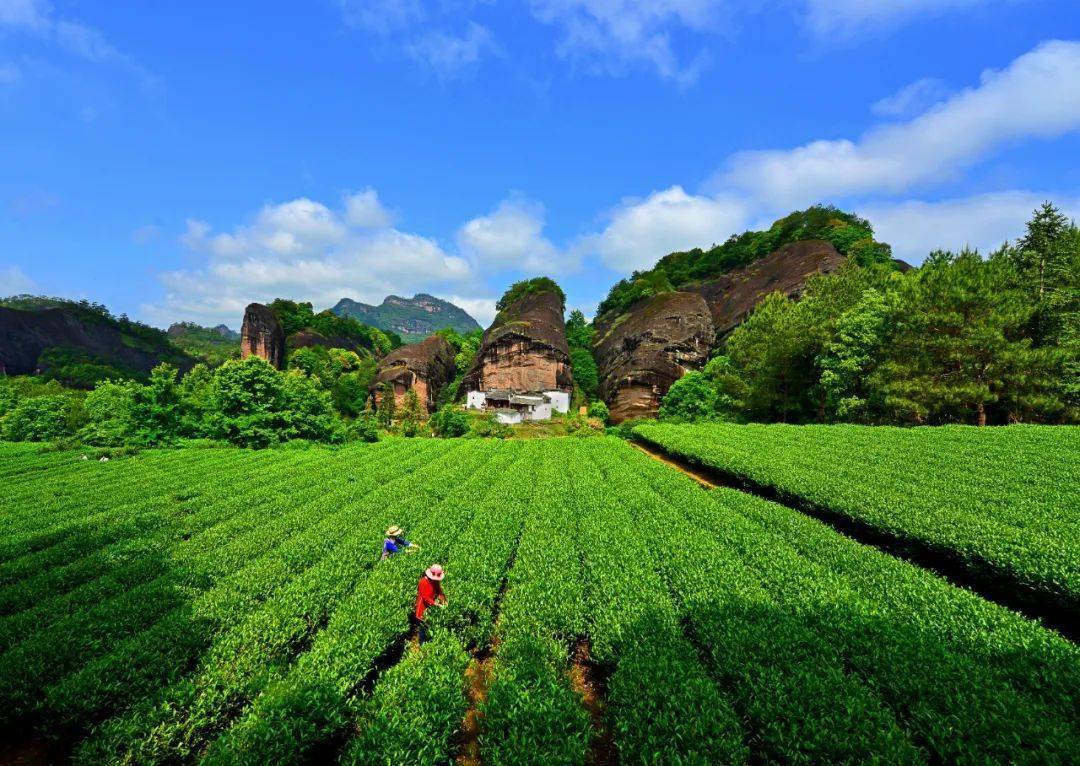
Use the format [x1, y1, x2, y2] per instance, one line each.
[1, 0, 1078, 329]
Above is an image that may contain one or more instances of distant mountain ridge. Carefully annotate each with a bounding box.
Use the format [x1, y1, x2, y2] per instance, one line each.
[331, 293, 481, 342]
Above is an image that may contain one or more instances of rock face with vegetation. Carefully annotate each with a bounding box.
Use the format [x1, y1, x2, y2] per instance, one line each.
[0, 301, 194, 381]
[684, 239, 846, 337]
[371, 333, 455, 413]
[240, 303, 285, 369]
[461, 288, 573, 394]
[593, 291, 714, 423]
[331, 293, 481, 343]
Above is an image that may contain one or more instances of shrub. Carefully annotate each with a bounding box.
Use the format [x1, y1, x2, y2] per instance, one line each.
[2, 394, 83, 442]
[430, 405, 469, 438]
[659, 372, 718, 422]
[587, 400, 610, 424]
[349, 413, 380, 443]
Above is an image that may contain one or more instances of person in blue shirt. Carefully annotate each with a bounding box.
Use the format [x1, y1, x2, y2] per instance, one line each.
[381, 525, 419, 560]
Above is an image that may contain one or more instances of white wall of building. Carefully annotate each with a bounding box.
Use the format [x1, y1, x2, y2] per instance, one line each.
[466, 391, 487, 410]
[543, 390, 570, 413]
[525, 403, 553, 421]
[494, 410, 523, 425]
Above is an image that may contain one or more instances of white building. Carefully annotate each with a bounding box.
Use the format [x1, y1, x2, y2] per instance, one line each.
[492, 409, 523, 425]
[466, 389, 569, 421]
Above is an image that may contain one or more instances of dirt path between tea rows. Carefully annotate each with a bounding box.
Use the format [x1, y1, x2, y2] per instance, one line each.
[630, 437, 1077, 644]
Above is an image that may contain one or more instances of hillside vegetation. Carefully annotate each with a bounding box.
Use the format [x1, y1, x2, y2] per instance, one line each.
[597, 206, 893, 319]
[331, 294, 480, 343]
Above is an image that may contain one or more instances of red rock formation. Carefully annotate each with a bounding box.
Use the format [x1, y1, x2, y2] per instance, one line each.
[461, 290, 573, 394]
[684, 240, 845, 337]
[240, 303, 285, 369]
[593, 291, 714, 423]
[371, 334, 455, 413]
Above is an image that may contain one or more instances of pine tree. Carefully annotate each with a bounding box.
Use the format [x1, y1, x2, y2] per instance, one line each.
[872, 250, 1065, 425]
[376, 382, 395, 428]
[399, 388, 423, 437]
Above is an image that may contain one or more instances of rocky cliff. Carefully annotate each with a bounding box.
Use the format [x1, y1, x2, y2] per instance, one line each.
[593, 291, 714, 423]
[371, 334, 455, 413]
[461, 290, 572, 394]
[0, 305, 194, 379]
[240, 303, 285, 369]
[684, 239, 845, 337]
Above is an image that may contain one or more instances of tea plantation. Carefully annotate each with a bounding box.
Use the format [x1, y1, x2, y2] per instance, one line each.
[0, 435, 1077, 764]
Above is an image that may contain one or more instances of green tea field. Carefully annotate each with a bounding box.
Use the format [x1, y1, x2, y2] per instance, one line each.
[1, 434, 1078, 764]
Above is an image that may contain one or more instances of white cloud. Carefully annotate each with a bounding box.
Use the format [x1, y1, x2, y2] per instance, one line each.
[444, 294, 498, 326]
[802, 0, 990, 38]
[149, 192, 475, 327]
[407, 22, 498, 79]
[0, 0, 50, 30]
[0, 264, 36, 295]
[529, 0, 724, 84]
[860, 191, 1080, 264]
[0, 0, 152, 87]
[718, 41, 1080, 208]
[871, 77, 950, 117]
[338, 0, 424, 34]
[458, 196, 575, 273]
[131, 224, 160, 245]
[580, 186, 747, 272]
[343, 188, 394, 228]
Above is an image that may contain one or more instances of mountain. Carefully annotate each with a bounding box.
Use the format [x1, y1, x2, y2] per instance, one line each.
[167, 322, 240, 366]
[330, 294, 481, 343]
[0, 297, 195, 386]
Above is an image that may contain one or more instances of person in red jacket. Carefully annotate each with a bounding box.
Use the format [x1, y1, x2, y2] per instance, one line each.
[412, 564, 447, 644]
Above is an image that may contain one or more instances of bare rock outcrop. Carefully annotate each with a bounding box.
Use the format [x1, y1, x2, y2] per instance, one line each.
[0, 306, 195, 380]
[371, 334, 455, 413]
[684, 239, 845, 337]
[594, 291, 714, 423]
[461, 291, 572, 394]
[240, 303, 285, 369]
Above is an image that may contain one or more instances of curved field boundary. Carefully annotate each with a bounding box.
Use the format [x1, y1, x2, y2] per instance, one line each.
[633, 422, 1079, 640]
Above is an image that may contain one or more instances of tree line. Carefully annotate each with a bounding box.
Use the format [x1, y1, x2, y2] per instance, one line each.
[660, 203, 1078, 426]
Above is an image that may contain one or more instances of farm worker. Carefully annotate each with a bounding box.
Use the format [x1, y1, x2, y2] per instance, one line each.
[412, 564, 447, 644]
[381, 526, 420, 560]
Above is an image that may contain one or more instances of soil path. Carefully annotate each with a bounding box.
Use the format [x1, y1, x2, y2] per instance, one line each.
[568, 639, 616, 766]
[455, 645, 496, 766]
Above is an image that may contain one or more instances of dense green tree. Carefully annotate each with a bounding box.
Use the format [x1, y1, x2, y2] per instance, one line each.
[430, 404, 470, 438]
[2, 394, 83, 441]
[349, 412, 380, 442]
[496, 277, 565, 312]
[79, 380, 138, 446]
[659, 372, 719, 422]
[815, 289, 891, 422]
[126, 364, 183, 445]
[871, 251, 1065, 425]
[399, 389, 423, 437]
[203, 356, 341, 448]
[565, 310, 593, 349]
[377, 382, 396, 428]
[267, 299, 316, 338]
[569, 348, 599, 400]
[587, 399, 610, 424]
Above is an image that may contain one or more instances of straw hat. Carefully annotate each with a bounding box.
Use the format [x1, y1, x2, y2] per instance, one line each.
[425, 564, 445, 581]
[386, 525, 402, 537]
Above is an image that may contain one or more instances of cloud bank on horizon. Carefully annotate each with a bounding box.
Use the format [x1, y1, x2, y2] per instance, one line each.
[2, 0, 1078, 329]
[153, 38, 1080, 327]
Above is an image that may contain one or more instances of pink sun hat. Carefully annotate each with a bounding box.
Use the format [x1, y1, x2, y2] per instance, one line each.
[425, 564, 445, 581]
